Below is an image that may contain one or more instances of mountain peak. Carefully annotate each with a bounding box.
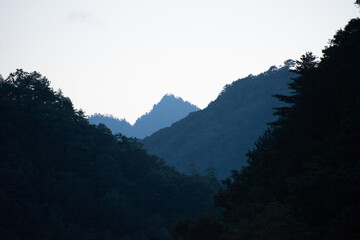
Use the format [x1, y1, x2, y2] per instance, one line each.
[162, 93, 177, 99]
[143, 64, 295, 178]
[89, 94, 200, 139]
[154, 94, 197, 108]
[157, 94, 181, 106]
[132, 94, 199, 138]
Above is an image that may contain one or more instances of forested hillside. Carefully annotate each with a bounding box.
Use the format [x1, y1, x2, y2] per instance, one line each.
[143, 62, 295, 179]
[89, 94, 199, 139]
[0, 71, 218, 240]
[173, 18, 360, 240]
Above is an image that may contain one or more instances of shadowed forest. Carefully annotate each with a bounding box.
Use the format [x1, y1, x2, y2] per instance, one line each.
[1, 14, 359, 240]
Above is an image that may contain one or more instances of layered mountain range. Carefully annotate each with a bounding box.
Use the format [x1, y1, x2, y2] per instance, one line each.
[143, 61, 296, 179]
[2, 15, 359, 240]
[89, 94, 200, 139]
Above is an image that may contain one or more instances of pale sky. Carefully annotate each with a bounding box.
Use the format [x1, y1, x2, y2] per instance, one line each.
[1, 0, 358, 124]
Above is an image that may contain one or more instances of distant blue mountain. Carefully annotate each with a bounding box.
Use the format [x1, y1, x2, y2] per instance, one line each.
[88, 114, 132, 136]
[88, 94, 200, 139]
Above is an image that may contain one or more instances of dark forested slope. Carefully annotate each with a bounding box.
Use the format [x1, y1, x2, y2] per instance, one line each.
[89, 94, 199, 139]
[0, 71, 218, 240]
[173, 18, 360, 240]
[143, 62, 295, 179]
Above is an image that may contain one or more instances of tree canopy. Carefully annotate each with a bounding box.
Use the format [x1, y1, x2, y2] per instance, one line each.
[0, 70, 219, 240]
[173, 18, 360, 240]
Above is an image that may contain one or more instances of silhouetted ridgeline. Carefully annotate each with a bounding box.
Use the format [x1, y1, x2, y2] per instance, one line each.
[143, 61, 295, 179]
[89, 94, 199, 139]
[88, 113, 132, 135]
[2, 15, 359, 240]
[0, 71, 218, 240]
[172, 18, 360, 240]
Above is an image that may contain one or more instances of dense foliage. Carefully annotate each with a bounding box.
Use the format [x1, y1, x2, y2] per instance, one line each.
[174, 18, 360, 240]
[143, 63, 294, 179]
[0, 71, 218, 240]
[89, 94, 199, 139]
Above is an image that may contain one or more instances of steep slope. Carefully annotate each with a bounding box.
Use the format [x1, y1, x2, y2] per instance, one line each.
[88, 94, 199, 139]
[143, 62, 295, 179]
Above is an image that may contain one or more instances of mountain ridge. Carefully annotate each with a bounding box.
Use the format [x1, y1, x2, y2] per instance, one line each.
[89, 94, 200, 139]
[143, 61, 296, 179]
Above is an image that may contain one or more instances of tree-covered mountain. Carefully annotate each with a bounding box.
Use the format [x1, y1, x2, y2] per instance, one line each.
[0, 71, 218, 240]
[89, 94, 199, 139]
[143, 62, 295, 179]
[173, 18, 360, 240]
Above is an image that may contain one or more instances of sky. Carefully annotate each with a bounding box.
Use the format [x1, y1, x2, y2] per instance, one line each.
[1, 0, 358, 124]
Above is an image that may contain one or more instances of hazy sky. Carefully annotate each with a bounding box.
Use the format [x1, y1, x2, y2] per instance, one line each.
[1, 0, 358, 123]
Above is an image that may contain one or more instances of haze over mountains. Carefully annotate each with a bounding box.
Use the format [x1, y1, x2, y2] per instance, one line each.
[89, 94, 200, 139]
[143, 61, 296, 179]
